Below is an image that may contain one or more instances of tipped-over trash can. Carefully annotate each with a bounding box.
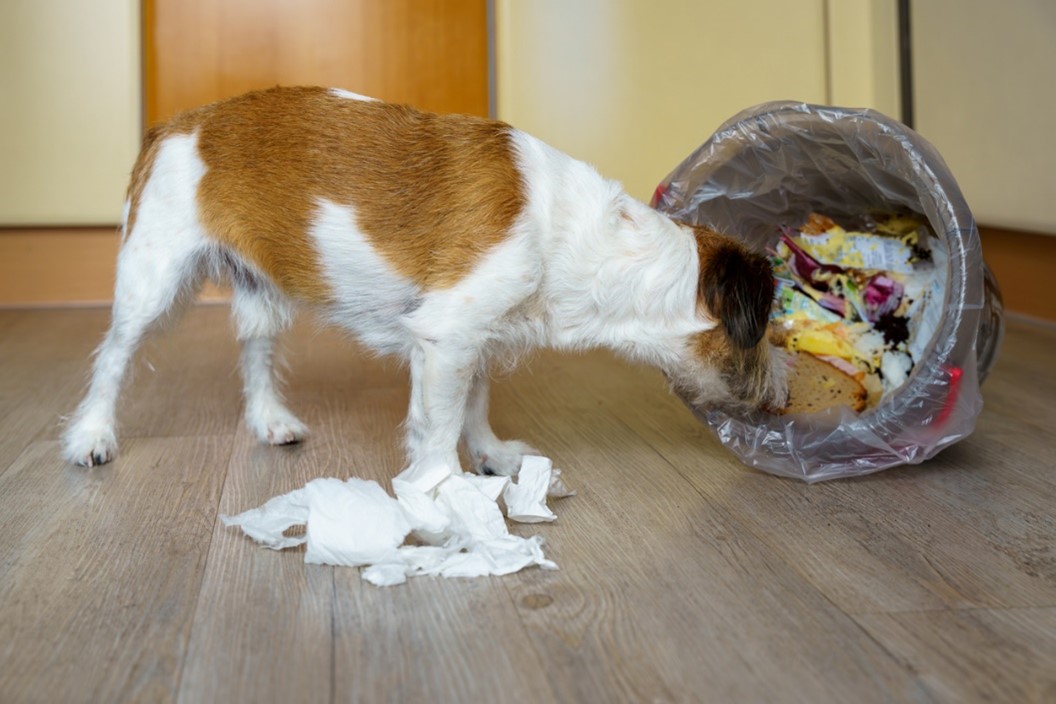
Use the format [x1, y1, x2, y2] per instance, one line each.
[652, 102, 1004, 482]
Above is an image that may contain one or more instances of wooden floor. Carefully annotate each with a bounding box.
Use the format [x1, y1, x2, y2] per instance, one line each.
[0, 306, 1053, 703]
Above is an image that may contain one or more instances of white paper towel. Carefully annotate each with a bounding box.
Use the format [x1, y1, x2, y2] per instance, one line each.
[503, 455, 556, 523]
[221, 455, 572, 586]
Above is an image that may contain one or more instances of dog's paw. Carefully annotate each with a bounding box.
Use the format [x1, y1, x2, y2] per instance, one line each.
[248, 406, 308, 446]
[263, 418, 308, 445]
[63, 423, 118, 467]
[470, 439, 539, 477]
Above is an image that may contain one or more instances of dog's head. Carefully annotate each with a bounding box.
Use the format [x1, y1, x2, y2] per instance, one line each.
[664, 226, 789, 412]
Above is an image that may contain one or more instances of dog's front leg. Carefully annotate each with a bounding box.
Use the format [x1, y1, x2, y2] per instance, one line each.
[462, 373, 538, 476]
[401, 341, 478, 485]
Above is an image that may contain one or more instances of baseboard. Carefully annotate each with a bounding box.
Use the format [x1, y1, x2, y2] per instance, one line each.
[0, 227, 228, 308]
[979, 226, 1056, 323]
[0, 228, 121, 307]
[3, 225, 1053, 323]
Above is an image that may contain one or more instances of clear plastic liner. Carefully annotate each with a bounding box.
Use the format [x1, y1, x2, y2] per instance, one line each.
[651, 102, 1004, 482]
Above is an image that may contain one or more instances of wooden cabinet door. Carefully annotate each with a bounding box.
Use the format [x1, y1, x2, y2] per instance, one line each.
[144, 0, 490, 125]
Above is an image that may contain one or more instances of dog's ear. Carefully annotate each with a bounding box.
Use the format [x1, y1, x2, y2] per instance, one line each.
[700, 241, 775, 349]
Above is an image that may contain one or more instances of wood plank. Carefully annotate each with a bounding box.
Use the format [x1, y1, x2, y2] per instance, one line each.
[998, 317, 1056, 372]
[3, 308, 1055, 701]
[175, 325, 395, 703]
[324, 387, 556, 703]
[176, 426, 336, 704]
[0, 305, 247, 473]
[486, 356, 927, 702]
[332, 571, 558, 704]
[0, 309, 114, 469]
[980, 318, 1056, 430]
[856, 607, 1056, 703]
[180, 342, 556, 702]
[111, 305, 244, 440]
[0, 436, 230, 703]
[273, 340, 552, 699]
[520, 348, 1056, 615]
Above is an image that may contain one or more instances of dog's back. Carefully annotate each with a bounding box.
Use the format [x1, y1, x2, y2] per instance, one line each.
[130, 87, 527, 299]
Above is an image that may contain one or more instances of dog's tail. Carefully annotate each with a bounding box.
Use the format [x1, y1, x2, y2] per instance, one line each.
[700, 238, 775, 350]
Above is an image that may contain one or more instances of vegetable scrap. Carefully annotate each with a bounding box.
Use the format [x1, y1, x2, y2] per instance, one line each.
[770, 212, 940, 410]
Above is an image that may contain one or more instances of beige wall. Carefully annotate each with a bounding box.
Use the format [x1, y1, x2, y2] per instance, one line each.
[0, 0, 141, 226]
[1, 0, 901, 223]
[495, 0, 900, 203]
[827, 0, 900, 118]
[913, 0, 1056, 234]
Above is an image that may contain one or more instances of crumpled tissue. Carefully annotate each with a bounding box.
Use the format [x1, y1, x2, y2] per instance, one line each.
[221, 455, 574, 587]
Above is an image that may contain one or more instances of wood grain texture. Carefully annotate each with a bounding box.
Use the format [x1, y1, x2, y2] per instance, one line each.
[146, 0, 489, 124]
[180, 330, 553, 703]
[177, 381, 407, 702]
[491, 358, 929, 702]
[0, 437, 230, 703]
[1, 306, 1055, 702]
[331, 570, 558, 704]
[856, 608, 1056, 703]
[526, 336, 1056, 617]
[0, 309, 115, 465]
[111, 305, 243, 440]
[978, 318, 1056, 430]
[176, 431, 336, 704]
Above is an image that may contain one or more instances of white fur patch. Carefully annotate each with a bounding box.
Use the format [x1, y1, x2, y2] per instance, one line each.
[507, 129, 713, 367]
[308, 199, 421, 355]
[114, 132, 209, 305]
[406, 228, 543, 354]
[329, 88, 378, 102]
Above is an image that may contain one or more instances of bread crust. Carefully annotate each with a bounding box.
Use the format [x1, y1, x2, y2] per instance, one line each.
[772, 352, 867, 415]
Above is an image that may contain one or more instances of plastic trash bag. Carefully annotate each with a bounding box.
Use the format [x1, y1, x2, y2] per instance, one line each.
[652, 102, 1004, 482]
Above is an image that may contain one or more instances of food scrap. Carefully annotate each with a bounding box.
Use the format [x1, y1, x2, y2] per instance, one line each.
[775, 351, 868, 416]
[770, 211, 940, 411]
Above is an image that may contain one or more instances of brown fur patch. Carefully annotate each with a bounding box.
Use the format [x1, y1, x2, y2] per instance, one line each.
[693, 227, 774, 349]
[690, 226, 776, 405]
[692, 327, 774, 406]
[692, 326, 733, 369]
[691, 226, 735, 320]
[131, 87, 526, 302]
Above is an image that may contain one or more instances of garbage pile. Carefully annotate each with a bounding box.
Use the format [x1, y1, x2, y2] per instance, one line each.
[770, 211, 944, 408]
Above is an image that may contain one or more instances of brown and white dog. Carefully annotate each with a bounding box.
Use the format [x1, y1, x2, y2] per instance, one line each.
[64, 86, 787, 477]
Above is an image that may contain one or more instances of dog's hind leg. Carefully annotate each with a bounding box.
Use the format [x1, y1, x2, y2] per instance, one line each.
[63, 133, 209, 466]
[63, 219, 205, 466]
[461, 372, 538, 476]
[229, 276, 305, 445]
